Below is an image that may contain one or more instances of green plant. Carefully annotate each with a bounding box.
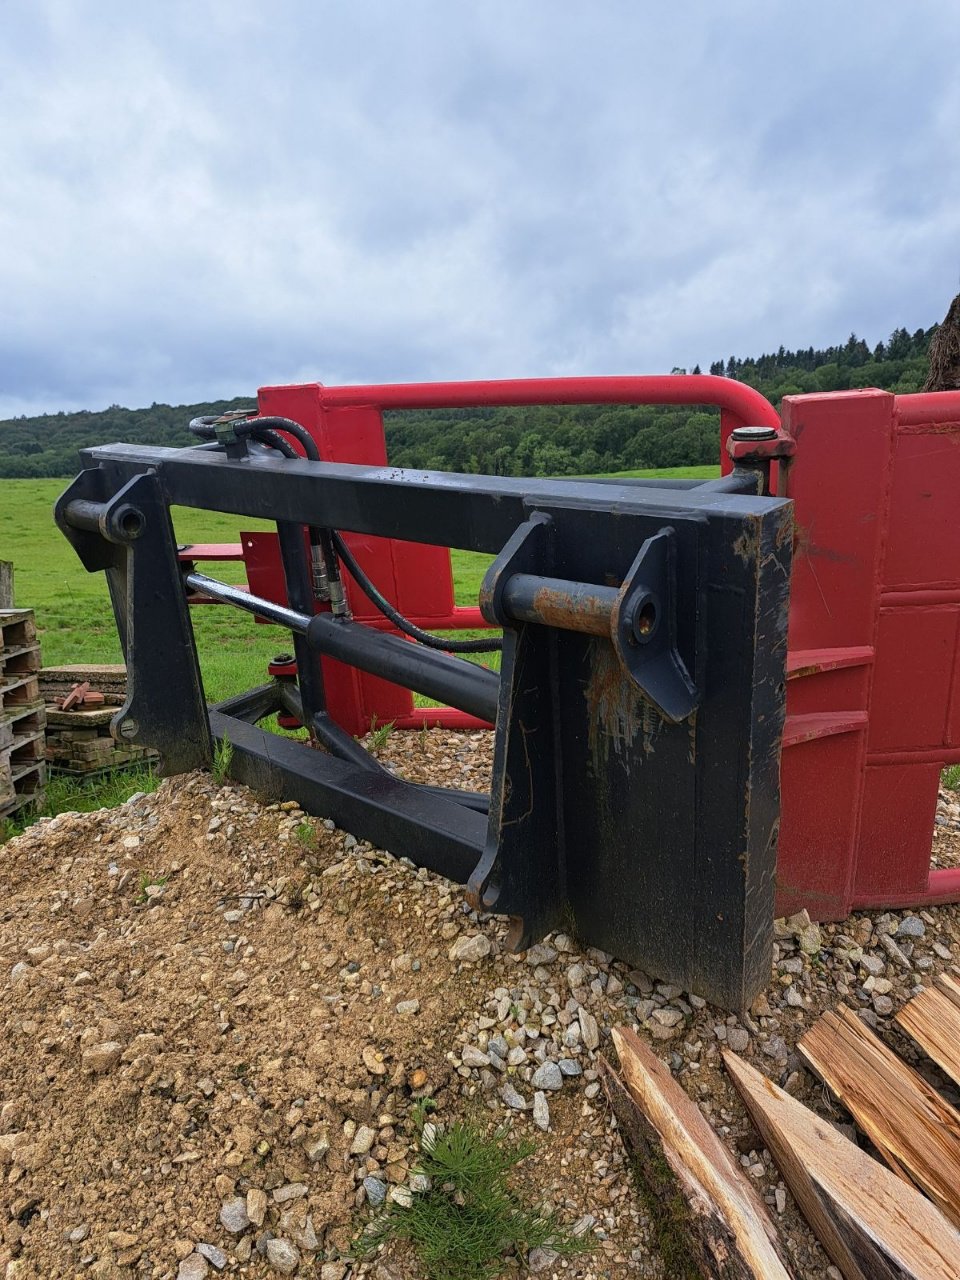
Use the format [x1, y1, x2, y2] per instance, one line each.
[294, 819, 316, 846]
[136, 870, 169, 904]
[211, 734, 234, 784]
[354, 1118, 591, 1280]
[943, 763, 960, 792]
[367, 716, 395, 753]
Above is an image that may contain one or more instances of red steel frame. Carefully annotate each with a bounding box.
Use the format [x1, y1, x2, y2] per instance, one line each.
[180, 376, 960, 919]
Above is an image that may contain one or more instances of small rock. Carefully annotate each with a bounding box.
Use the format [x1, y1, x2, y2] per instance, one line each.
[82, 1042, 123, 1073]
[395, 999, 420, 1016]
[274, 1182, 308, 1203]
[265, 1238, 300, 1275]
[219, 1198, 250, 1234]
[880, 934, 912, 969]
[303, 1133, 330, 1163]
[528, 1246, 560, 1272]
[525, 944, 557, 965]
[320, 1266, 347, 1280]
[177, 1258, 209, 1280]
[363, 1176, 388, 1206]
[897, 916, 925, 938]
[449, 934, 492, 963]
[532, 1091, 550, 1132]
[531, 1061, 563, 1091]
[558, 1058, 582, 1077]
[726, 1027, 750, 1054]
[462, 1046, 491, 1069]
[859, 953, 885, 977]
[578, 1008, 600, 1051]
[500, 1083, 528, 1110]
[246, 1189, 268, 1226]
[196, 1244, 228, 1270]
[351, 1125, 377, 1155]
[873, 995, 894, 1017]
[798, 923, 822, 955]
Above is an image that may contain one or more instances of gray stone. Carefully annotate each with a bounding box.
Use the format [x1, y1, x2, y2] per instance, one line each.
[532, 1091, 550, 1132]
[558, 1058, 582, 1076]
[219, 1197, 250, 1233]
[726, 1027, 750, 1053]
[525, 944, 557, 965]
[320, 1266, 347, 1280]
[395, 999, 420, 1016]
[196, 1243, 227, 1270]
[265, 1237, 301, 1274]
[274, 1182, 308, 1203]
[488, 1035, 509, 1058]
[500, 1082, 528, 1110]
[880, 933, 913, 969]
[528, 1246, 560, 1272]
[873, 994, 894, 1016]
[531, 1061, 563, 1091]
[860, 953, 885, 976]
[449, 933, 492, 963]
[363, 1176, 388, 1206]
[897, 916, 926, 938]
[461, 1046, 491, 1069]
[578, 1008, 600, 1050]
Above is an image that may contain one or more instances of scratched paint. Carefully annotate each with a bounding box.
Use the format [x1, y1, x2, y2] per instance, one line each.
[585, 637, 662, 773]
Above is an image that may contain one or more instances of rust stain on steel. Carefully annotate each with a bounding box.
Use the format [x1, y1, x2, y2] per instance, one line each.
[528, 583, 611, 636]
[585, 638, 661, 772]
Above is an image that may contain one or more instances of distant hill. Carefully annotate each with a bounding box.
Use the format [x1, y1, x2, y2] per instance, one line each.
[0, 324, 935, 479]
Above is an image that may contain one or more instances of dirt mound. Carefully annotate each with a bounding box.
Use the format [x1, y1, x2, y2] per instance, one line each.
[0, 763, 649, 1278]
[1, 735, 960, 1279]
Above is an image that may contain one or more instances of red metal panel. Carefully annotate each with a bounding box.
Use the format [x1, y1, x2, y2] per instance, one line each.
[868, 607, 958, 752]
[883, 430, 960, 588]
[853, 762, 941, 908]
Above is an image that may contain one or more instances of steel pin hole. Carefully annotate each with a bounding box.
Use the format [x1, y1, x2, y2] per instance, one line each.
[628, 594, 659, 645]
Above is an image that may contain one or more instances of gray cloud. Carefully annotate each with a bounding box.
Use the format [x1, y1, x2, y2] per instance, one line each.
[1, 0, 958, 417]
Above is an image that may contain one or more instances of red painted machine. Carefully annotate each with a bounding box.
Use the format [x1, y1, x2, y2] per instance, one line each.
[180, 376, 960, 922]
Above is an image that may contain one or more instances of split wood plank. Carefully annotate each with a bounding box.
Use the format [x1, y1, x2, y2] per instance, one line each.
[603, 1026, 795, 1278]
[896, 973, 960, 1092]
[724, 1050, 960, 1280]
[797, 1004, 960, 1230]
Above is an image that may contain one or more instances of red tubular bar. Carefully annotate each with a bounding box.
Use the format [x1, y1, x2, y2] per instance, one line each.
[312, 373, 781, 428]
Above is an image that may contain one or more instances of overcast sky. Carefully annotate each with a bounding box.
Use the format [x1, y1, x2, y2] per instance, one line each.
[1, 1, 958, 418]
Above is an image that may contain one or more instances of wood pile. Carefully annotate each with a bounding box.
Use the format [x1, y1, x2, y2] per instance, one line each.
[0, 608, 45, 819]
[605, 978, 960, 1279]
[39, 664, 157, 776]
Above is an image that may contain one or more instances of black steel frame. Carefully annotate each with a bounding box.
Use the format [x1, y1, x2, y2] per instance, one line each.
[57, 439, 792, 1009]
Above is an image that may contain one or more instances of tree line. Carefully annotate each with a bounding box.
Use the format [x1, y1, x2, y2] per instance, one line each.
[0, 324, 936, 479]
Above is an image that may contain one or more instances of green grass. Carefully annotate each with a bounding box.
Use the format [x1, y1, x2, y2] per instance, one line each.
[354, 1117, 590, 1280]
[1, 762, 160, 842]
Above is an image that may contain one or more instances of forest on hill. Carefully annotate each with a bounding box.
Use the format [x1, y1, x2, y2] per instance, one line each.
[0, 325, 935, 479]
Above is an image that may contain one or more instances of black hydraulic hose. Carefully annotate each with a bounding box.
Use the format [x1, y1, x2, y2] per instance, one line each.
[188, 414, 320, 461]
[330, 529, 503, 653]
[187, 413, 499, 649]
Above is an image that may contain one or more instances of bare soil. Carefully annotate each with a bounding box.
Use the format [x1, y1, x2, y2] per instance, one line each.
[1, 734, 959, 1280]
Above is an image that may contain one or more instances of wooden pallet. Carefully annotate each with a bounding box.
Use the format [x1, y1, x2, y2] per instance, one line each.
[1, 609, 45, 818]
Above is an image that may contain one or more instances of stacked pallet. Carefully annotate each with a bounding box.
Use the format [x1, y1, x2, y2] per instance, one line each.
[39, 664, 157, 775]
[1, 608, 46, 818]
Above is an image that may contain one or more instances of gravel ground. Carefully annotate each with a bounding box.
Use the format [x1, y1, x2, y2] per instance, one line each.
[1, 732, 959, 1279]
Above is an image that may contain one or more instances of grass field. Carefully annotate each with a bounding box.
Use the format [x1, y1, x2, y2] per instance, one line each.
[0, 468, 718, 703]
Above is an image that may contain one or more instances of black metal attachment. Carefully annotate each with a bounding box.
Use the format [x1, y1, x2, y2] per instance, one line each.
[57, 435, 792, 1009]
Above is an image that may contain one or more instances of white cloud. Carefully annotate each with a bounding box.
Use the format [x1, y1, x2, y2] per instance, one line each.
[1, 0, 958, 416]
